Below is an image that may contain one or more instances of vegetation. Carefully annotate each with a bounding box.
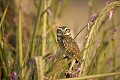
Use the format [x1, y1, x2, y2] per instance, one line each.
[0, 0, 120, 80]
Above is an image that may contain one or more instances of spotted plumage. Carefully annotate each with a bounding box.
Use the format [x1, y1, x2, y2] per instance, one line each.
[57, 26, 80, 60]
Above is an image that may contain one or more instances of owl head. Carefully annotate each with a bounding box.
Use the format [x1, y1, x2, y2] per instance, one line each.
[57, 26, 71, 37]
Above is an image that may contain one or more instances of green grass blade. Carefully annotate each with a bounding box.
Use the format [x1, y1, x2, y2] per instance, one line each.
[41, 0, 47, 56]
[18, 0, 23, 78]
[34, 56, 44, 80]
[0, 5, 8, 28]
[29, 0, 44, 57]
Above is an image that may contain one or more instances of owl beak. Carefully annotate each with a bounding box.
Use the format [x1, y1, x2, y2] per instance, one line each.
[63, 32, 66, 35]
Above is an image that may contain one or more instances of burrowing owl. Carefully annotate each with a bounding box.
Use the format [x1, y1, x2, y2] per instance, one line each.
[57, 26, 81, 63]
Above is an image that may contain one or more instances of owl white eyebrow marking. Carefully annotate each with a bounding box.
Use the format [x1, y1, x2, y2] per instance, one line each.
[64, 27, 69, 31]
[58, 28, 63, 31]
[58, 26, 69, 32]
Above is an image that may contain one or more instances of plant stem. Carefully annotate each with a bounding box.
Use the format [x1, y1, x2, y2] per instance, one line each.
[34, 56, 44, 80]
[29, 0, 44, 57]
[42, 0, 47, 56]
[18, 0, 23, 78]
[79, 1, 120, 76]
[0, 5, 8, 28]
[57, 72, 120, 80]
[112, 9, 118, 80]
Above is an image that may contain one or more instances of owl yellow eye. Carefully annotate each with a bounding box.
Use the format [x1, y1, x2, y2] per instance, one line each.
[57, 29, 62, 34]
[65, 29, 70, 33]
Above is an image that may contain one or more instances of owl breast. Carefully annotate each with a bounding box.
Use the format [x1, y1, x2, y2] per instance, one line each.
[58, 35, 80, 58]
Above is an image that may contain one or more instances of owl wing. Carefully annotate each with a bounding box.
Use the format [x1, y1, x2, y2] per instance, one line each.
[61, 36, 80, 58]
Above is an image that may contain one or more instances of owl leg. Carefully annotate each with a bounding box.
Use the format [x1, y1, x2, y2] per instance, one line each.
[64, 59, 76, 78]
[69, 59, 76, 70]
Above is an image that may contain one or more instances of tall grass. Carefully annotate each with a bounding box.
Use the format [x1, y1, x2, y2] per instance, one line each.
[17, 0, 24, 79]
[0, 0, 120, 80]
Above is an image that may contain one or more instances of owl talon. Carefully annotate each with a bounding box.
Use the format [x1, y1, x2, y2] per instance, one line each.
[64, 70, 73, 78]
